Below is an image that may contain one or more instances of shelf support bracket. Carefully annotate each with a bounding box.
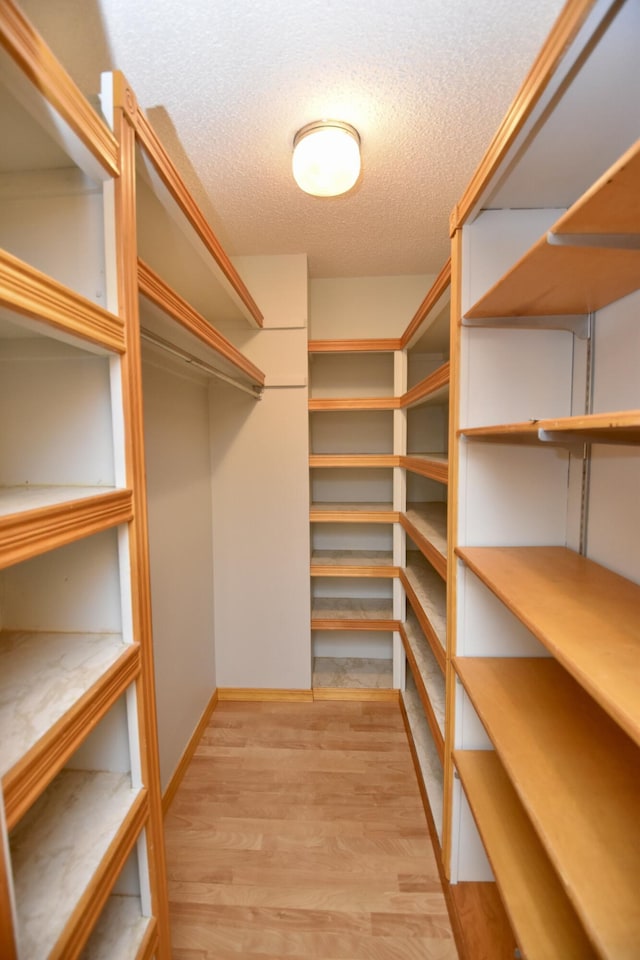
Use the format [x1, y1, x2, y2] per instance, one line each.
[462, 314, 590, 338]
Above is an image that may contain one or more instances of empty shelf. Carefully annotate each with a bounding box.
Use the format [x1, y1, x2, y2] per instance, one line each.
[401, 554, 446, 672]
[311, 550, 398, 577]
[401, 362, 450, 408]
[460, 410, 640, 446]
[79, 896, 155, 959]
[400, 609, 445, 761]
[312, 656, 393, 690]
[401, 669, 443, 843]
[311, 597, 397, 630]
[401, 453, 448, 484]
[310, 502, 399, 523]
[402, 501, 447, 580]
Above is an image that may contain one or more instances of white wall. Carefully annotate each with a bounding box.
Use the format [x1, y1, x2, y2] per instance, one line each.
[309, 274, 433, 339]
[211, 255, 312, 689]
[142, 355, 217, 791]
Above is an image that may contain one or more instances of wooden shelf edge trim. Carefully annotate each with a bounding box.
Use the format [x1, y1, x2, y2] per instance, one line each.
[0, 250, 125, 353]
[401, 455, 449, 484]
[310, 564, 399, 578]
[0, 2, 119, 178]
[401, 260, 452, 348]
[308, 397, 400, 411]
[311, 619, 400, 632]
[138, 260, 265, 386]
[4, 644, 141, 831]
[310, 508, 400, 523]
[310, 455, 400, 468]
[111, 72, 263, 327]
[400, 570, 446, 674]
[0, 489, 133, 571]
[162, 688, 219, 816]
[401, 362, 450, 408]
[398, 695, 443, 854]
[51, 790, 148, 960]
[135, 918, 158, 960]
[459, 410, 640, 446]
[399, 624, 445, 762]
[217, 688, 313, 702]
[312, 688, 399, 702]
[450, 0, 598, 232]
[401, 514, 447, 582]
[308, 338, 402, 353]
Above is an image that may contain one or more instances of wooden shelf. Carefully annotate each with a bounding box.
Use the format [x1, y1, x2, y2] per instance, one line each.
[309, 454, 399, 469]
[0, 632, 140, 830]
[311, 597, 398, 631]
[401, 260, 451, 350]
[401, 362, 450, 409]
[402, 502, 447, 581]
[454, 750, 597, 960]
[465, 140, 640, 321]
[456, 546, 640, 746]
[401, 453, 448, 484]
[400, 554, 446, 674]
[308, 396, 400, 411]
[79, 896, 156, 959]
[310, 550, 398, 578]
[400, 609, 445, 762]
[312, 656, 393, 692]
[308, 338, 401, 353]
[310, 502, 399, 523]
[460, 410, 640, 446]
[0, 250, 125, 355]
[401, 669, 443, 843]
[454, 657, 640, 960]
[0, 487, 133, 570]
[10, 770, 147, 959]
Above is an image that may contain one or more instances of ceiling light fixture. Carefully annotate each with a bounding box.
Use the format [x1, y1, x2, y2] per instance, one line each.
[292, 120, 361, 197]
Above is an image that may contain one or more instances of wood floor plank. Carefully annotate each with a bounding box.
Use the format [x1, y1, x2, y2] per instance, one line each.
[165, 700, 458, 958]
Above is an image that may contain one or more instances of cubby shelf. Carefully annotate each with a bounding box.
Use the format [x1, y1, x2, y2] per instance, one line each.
[456, 546, 640, 746]
[0, 488, 133, 570]
[401, 454, 448, 484]
[464, 140, 640, 322]
[459, 410, 640, 446]
[0, 632, 139, 830]
[400, 609, 445, 762]
[310, 502, 399, 523]
[311, 597, 398, 631]
[454, 750, 597, 960]
[79, 896, 156, 960]
[308, 397, 399, 411]
[400, 554, 446, 673]
[401, 502, 447, 581]
[309, 454, 400, 468]
[401, 362, 450, 408]
[400, 668, 444, 844]
[310, 550, 398, 578]
[10, 770, 147, 960]
[454, 657, 640, 960]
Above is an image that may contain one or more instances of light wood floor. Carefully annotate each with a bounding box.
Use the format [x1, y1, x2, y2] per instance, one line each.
[164, 699, 459, 959]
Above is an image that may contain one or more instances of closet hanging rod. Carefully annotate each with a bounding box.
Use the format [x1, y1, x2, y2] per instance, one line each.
[140, 327, 263, 399]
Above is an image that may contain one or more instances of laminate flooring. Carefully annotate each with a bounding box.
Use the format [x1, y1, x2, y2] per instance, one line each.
[164, 699, 458, 959]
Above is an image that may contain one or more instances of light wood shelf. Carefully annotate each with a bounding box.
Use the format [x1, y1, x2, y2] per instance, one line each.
[454, 749, 597, 960]
[464, 140, 640, 322]
[311, 597, 398, 631]
[400, 554, 446, 674]
[0, 487, 133, 570]
[312, 656, 394, 691]
[401, 259, 451, 350]
[402, 502, 447, 581]
[401, 362, 450, 409]
[308, 338, 401, 353]
[309, 454, 399, 469]
[79, 896, 156, 960]
[401, 453, 448, 484]
[460, 410, 640, 446]
[310, 549, 398, 578]
[0, 632, 139, 830]
[454, 656, 640, 959]
[310, 502, 399, 523]
[456, 546, 640, 746]
[10, 770, 147, 959]
[308, 396, 400, 411]
[401, 669, 444, 843]
[400, 609, 445, 762]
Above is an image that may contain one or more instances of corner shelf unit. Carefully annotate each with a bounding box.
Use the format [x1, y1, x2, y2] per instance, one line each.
[448, 1, 640, 957]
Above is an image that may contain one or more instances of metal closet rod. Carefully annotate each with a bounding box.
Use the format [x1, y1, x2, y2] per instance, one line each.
[140, 327, 263, 399]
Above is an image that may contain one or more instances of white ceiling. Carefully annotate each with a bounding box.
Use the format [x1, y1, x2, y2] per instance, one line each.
[22, 0, 568, 278]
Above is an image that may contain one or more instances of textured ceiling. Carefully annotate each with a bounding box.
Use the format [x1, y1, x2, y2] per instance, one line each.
[22, 0, 567, 277]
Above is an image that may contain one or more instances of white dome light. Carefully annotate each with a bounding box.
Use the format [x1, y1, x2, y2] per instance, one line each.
[292, 121, 361, 197]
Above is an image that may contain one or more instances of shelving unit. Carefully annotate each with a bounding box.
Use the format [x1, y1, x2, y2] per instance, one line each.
[448, 2, 640, 956]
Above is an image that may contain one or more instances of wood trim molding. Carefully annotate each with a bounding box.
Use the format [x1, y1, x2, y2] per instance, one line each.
[308, 338, 402, 353]
[217, 688, 314, 702]
[310, 454, 400, 469]
[0, 1, 119, 178]
[310, 507, 400, 524]
[309, 397, 400, 411]
[401, 260, 452, 348]
[310, 563, 399, 578]
[399, 624, 445, 763]
[4, 645, 141, 831]
[313, 688, 399, 703]
[0, 249, 125, 354]
[401, 455, 449, 485]
[138, 260, 265, 387]
[135, 918, 158, 960]
[450, 0, 601, 233]
[162, 689, 219, 816]
[0, 489, 133, 572]
[311, 618, 400, 632]
[401, 362, 450, 409]
[0, 827, 17, 960]
[400, 570, 446, 674]
[53, 790, 148, 960]
[400, 514, 447, 582]
[110, 71, 263, 328]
